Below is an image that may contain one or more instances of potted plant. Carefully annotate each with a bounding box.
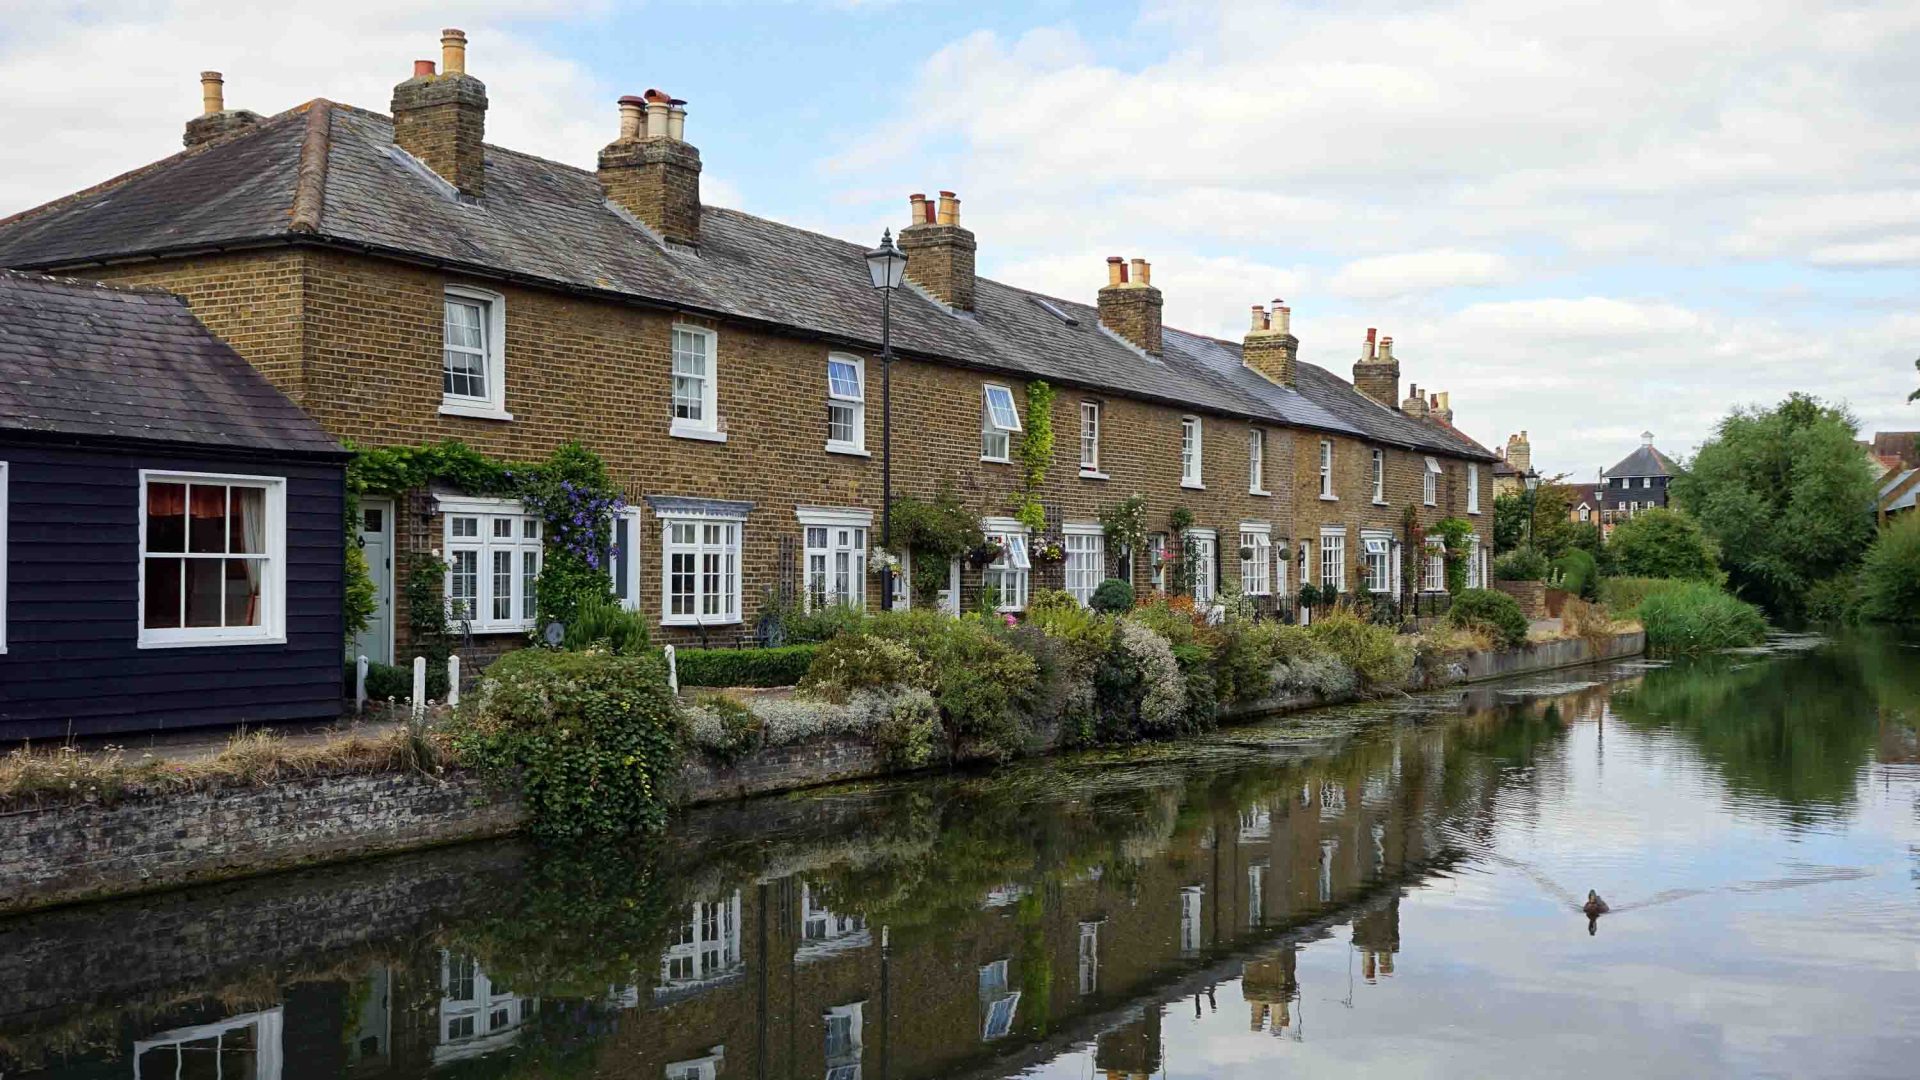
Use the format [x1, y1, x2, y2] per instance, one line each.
[1028, 533, 1067, 565]
[1237, 544, 1256, 562]
[1298, 583, 1323, 609]
[965, 537, 1005, 569]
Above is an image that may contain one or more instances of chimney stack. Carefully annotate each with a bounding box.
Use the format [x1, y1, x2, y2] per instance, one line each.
[183, 71, 261, 148]
[1506, 431, 1533, 473]
[1402, 382, 1429, 418]
[598, 88, 704, 246]
[1433, 391, 1453, 423]
[1242, 297, 1299, 387]
[391, 29, 489, 196]
[899, 189, 976, 309]
[1353, 327, 1400, 408]
[1098, 255, 1163, 355]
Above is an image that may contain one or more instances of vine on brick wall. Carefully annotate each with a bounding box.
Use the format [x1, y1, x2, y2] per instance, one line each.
[1433, 516, 1476, 595]
[1015, 380, 1056, 532]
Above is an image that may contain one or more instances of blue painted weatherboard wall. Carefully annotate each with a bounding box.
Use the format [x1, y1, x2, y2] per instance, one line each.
[0, 441, 345, 740]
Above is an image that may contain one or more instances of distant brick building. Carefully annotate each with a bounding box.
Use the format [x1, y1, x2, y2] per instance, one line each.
[0, 32, 1495, 666]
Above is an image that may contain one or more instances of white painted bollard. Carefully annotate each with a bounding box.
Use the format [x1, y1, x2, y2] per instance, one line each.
[663, 644, 679, 694]
[355, 655, 369, 713]
[411, 656, 427, 719]
[447, 655, 461, 708]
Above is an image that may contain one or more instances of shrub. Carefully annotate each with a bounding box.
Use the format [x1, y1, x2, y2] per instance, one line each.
[1493, 546, 1550, 582]
[928, 618, 1041, 759]
[1636, 581, 1767, 654]
[1130, 595, 1205, 648]
[676, 645, 820, 688]
[1306, 608, 1412, 690]
[353, 658, 449, 704]
[1026, 591, 1114, 665]
[873, 688, 943, 769]
[1272, 650, 1358, 699]
[1608, 507, 1722, 582]
[450, 649, 682, 838]
[782, 603, 867, 644]
[1090, 578, 1134, 615]
[1091, 619, 1187, 743]
[1858, 514, 1920, 623]
[1554, 549, 1600, 601]
[1447, 588, 1528, 649]
[1805, 571, 1863, 625]
[562, 596, 652, 655]
[685, 693, 762, 763]
[1600, 576, 1688, 616]
[800, 635, 931, 702]
[1560, 597, 1617, 646]
[1171, 642, 1221, 733]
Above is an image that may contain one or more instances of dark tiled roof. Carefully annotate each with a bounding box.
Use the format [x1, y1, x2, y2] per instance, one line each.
[1872, 431, 1918, 469]
[0, 101, 1491, 460]
[0, 270, 343, 457]
[1603, 444, 1678, 478]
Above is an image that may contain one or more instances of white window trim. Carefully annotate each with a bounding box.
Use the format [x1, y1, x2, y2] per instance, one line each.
[980, 516, 1030, 612]
[1319, 440, 1337, 501]
[1319, 526, 1347, 593]
[798, 506, 872, 612]
[1063, 522, 1105, 606]
[1187, 526, 1218, 605]
[981, 383, 1021, 463]
[670, 323, 726, 443]
[1078, 401, 1102, 476]
[439, 285, 511, 421]
[1239, 521, 1272, 597]
[660, 507, 745, 626]
[0, 461, 8, 653]
[824, 352, 869, 457]
[1361, 530, 1394, 594]
[1467, 463, 1481, 514]
[611, 506, 644, 612]
[1180, 416, 1205, 489]
[1371, 448, 1387, 504]
[438, 494, 543, 635]
[1423, 455, 1442, 507]
[1248, 428, 1269, 496]
[137, 470, 288, 649]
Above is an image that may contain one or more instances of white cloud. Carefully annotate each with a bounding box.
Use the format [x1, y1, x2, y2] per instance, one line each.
[1330, 250, 1518, 299]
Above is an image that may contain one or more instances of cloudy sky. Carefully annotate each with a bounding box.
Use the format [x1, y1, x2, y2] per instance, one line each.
[4, 0, 1917, 476]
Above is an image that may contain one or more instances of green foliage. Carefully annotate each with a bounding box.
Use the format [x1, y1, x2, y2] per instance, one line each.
[1296, 582, 1324, 609]
[1098, 495, 1149, 562]
[404, 551, 455, 674]
[1608, 507, 1721, 582]
[1447, 588, 1529, 648]
[1432, 516, 1476, 594]
[688, 694, 762, 763]
[1015, 380, 1056, 532]
[1600, 576, 1690, 615]
[1858, 514, 1920, 623]
[1306, 608, 1412, 689]
[1555, 548, 1600, 600]
[514, 441, 624, 631]
[676, 644, 821, 688]
[354, 658, 449, 703]
[925, 618, 1042, 759]
[1027, 589, 1114, 662]
[801, 635, 932, 702]
[349, 439, 513, 497]
[890, 486, 985, 607]
[1493, 546, 1550, 582]
[1673, 393, 1878, 621]
[1090, 577, 1134, 614]
[1637, 581, 1768, 654]
[1129, 595, 1202, 647]
[450, 649, 683, 838]
[1092, 618, 1188, 742]
[561, 596, 652, 655]
[873, 689, 943, 769]
[782, 602, 867, 644]
[1804, 572, 1863, 625]
[343, 542, 377, 641]
[1168, 505, 1194, 532]
[1492, 484, 1579, 558]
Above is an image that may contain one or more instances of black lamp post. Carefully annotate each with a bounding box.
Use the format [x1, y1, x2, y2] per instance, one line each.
[864, 229, 907, 610]
[1524, 468, 1541, 548]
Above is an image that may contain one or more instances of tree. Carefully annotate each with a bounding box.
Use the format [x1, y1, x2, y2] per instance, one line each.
[1491, 482, 1578, 557]
[1858, 515, 1920, 623]
[1608, 507, 1721, 581]
[1671, 393, 1878, 621]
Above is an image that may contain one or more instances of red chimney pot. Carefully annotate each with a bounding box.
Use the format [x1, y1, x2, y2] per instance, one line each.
[413, 60, 436, 77]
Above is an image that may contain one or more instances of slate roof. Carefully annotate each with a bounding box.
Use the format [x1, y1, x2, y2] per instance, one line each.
[1872, 432, 1919, 470]
[1879, 469, 1917, 513]
[0, 270, 344, 457]
[0, 101, 1492, 461]
[1603, 444, 1678, 478]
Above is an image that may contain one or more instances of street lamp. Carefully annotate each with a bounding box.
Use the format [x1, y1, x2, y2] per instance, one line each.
[864, 229, 907, 610]
[1524, 468, 1541, 548]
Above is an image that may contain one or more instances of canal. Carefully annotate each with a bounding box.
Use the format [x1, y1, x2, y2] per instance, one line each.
[4, 632, 1917, 1078]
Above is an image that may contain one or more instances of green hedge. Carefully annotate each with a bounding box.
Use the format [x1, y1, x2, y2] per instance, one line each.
[1447, 588, 1529, 648]
[675, 644, 820, 687]
[1600, 576, 1689, 615]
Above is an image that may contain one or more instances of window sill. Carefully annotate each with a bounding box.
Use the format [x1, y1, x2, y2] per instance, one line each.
[1078, 468, 1109, 480]
[462, 623, 537, 636]
[1372, 499, 1389, 506]
[825, 442, 871, 458]
[1319, 494, 1339, 502]
[671, 424, 728, 444]
[660, 615, 743, 627]
[439, 401, 513, 422]
[1468, 509, 1481, 515]
[1250, 488, 1272, 497]
[138, 631, 287, 650]
[1423, 501, 1437, 508]
[980, 455, 1012, 464]
[1181, 480, 1206, 491]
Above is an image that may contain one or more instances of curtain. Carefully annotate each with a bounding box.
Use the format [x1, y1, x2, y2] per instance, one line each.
[238, 486, 265, 625]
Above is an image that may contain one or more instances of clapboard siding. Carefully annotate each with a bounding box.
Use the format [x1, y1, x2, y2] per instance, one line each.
[0, 442, 346, 739]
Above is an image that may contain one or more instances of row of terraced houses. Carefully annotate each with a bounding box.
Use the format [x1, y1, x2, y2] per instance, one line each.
[0, 30, 1496, 737]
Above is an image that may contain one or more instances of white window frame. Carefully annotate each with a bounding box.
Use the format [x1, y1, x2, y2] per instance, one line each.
[1319, 440, 1336, 500]
[137, 470, 287, 649]
[440, 285, 511, 421]
[439, 495, 543, 634]
[1187, 527, 1218, 605]
[134, 1009, 285, 1080]
[1362, 532, 1393, 594]
[1078, 401, 1103, 476]
[670, 323, 725, 442]
[1240, 522, 1272, 597]
[609, 506, 643, 612]
[1467, 534, 1484, 589]
[824, 352, 868, 456]
[1319, 527, 1346, 593]
[1423, 536, 1446, 593]
[660, 510, 744, 626]
[1078, 921, 1102, 996]
[979, 959, 1020, 1042]
[798, 507, 871, 612]
[1180, 416, 1205, 489]
[824, 1001, 865, 1069]
[1063, 524, 1105, 606]
[1248, 428, 1268, 495]
[1423, 456, 1442, 506]
[1371, 448, 1386, 504]
[1148, 532, 1168, 592]
[981, 517, 1030, 612]
[981, 383, 1021, 462]
[1468, 464, 1481, 514]
[0, 460, 7, 654]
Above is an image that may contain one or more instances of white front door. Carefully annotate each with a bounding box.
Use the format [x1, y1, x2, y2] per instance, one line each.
[354, 498, 394, 665]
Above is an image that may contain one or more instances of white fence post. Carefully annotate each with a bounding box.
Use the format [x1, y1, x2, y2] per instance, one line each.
[663, 644, 679, 694]
[355, 655, 369, 713]
[411, 655, 427, 720]
[447, 655, 461, 708]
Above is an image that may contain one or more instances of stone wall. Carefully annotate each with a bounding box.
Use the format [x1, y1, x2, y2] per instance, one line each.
[1495, 579, 1549, 618]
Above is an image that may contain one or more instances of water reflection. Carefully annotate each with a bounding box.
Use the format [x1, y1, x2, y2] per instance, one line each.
[4, 633, 1918, 1079]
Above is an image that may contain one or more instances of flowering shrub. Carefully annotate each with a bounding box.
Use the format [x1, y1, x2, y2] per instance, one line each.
[801, 635, 932, 702]
[682, 687, 944, 770]
[1101, 619, 1187, 737]
[1028, 533, 1067, 564]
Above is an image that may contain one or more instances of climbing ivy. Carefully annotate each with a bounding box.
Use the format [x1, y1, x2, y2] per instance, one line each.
[1015, 380, 1055, 532]
[1433, 516, 1476, 595]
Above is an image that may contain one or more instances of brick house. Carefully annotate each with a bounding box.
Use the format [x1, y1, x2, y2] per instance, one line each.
[1593, 432, 1678, 530]
[0, 32, 1494, 666]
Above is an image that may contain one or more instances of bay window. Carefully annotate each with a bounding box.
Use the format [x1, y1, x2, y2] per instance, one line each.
[825, 353, 866, 454]
[139, 471, 285, 648]
[1180, 416, 1204, 488]
[981, 384, 1021, 461]
[1319, 528, 1346, 593]
[1064, 526, 1105, 605]
[1240, 523, 1271, 596]
[981, 518, 1029, 611]
[441, 285, 509, 419]
[799, 507, 870, 610]
[670, 324, 722, 440]
[440, 496, 542, 633]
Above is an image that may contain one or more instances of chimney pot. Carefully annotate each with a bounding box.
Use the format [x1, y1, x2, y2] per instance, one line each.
[440, 28, 467, 76]
[1272, 299, 1291, 335]
[1106, 256, 1125, 286]
[413, 60, 436, 78]
[617, 95, 645, 140]
[666, 102, 686, 142]
[642, 88, 671, 103]
[936, 191, 958, 225]
[1130, 257, 1149, 286]
[1380, 335, 1394, 362]
[646, 98, 671, 140]
[1250, 305, 1268, 331]
[199, 71, 224, 116]
[899, 188, 977, 309]
[908, 193, 927, 225]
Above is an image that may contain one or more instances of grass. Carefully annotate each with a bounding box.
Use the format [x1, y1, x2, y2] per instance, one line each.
[0, 722, 451, 811]
[1635, 581, 1768, 655]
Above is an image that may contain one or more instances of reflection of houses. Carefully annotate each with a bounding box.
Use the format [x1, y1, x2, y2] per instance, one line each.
[1094, 1010, 1163, 1078]
[658, 893, 745, 1000]
[434, 953, 536, 1064]
[978, 959, 1020, 1040]
[135, 1009, 284, 1080]
[1352, 899, 1402, 983]
[1244, 945, 1300, 1036]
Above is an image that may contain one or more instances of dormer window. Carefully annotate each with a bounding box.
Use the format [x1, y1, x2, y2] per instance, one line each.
[982, 384, 1020, 462]
[440, 286, 509, 420]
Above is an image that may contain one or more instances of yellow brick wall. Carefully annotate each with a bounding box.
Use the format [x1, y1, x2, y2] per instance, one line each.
[90, 251, 308, 405]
